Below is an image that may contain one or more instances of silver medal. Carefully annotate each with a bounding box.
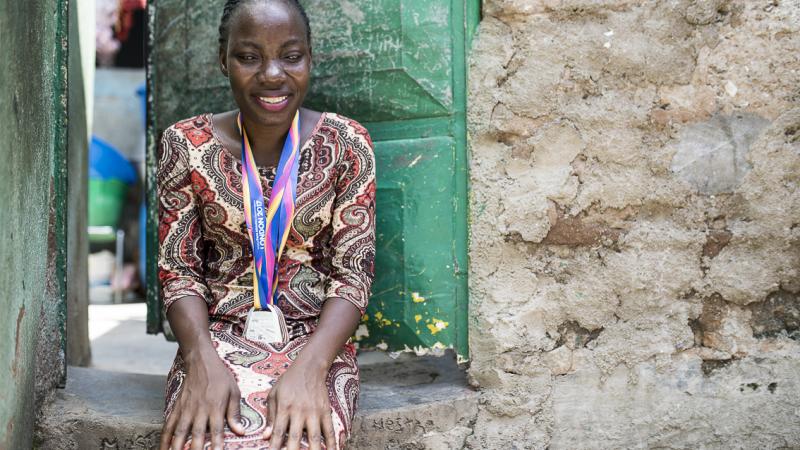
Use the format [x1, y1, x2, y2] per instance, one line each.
[243, 307, 288, 344]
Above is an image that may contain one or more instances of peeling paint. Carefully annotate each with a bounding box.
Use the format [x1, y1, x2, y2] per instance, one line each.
[370, 311, 393, 327]
[338, 0, 366, 24]
[426, 318, 449, 335]
[355, 324, 369, 340]
[12, 306, 25, 378]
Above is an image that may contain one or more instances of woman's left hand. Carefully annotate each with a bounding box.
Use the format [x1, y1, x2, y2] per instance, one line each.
[263, 361, 336, 450]
[263, 298, 364, 450]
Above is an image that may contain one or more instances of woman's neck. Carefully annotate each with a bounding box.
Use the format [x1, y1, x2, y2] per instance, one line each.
[241, 115, 293, 167]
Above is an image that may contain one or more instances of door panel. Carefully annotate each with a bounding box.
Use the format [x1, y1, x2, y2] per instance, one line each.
[364, 136, 464, 352]
[302, 0, 454, 121]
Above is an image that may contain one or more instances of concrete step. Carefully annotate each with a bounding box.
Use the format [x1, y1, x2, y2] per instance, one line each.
[36, 355, 478, 449]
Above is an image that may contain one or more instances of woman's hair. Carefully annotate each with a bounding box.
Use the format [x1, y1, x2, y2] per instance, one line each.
[218, 0, 312, 48]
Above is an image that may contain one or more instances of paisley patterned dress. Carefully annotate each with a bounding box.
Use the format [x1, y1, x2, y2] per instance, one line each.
[157, 112, 376, 449]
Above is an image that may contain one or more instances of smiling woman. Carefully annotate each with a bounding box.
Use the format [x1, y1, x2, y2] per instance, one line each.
[155, 1, 376, 449]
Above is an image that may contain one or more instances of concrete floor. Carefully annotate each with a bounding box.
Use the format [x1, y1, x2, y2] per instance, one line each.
[42, 355, 477, 449]
[89, 302, 178, 375]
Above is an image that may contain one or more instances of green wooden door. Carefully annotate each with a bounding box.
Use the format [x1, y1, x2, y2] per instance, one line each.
[148, 1, 478, 362]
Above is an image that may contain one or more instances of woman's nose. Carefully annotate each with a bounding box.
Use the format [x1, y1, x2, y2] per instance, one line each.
[259, 59, 285, 83]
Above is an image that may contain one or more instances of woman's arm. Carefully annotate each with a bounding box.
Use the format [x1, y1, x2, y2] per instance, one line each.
[156, 126, 246, 450]
[264, 299, 362, 450]
[265, 122, 377, 450]
[159, 296, 247, 450]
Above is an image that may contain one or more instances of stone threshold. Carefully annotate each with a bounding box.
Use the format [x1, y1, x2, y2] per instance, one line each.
[35, 354, 478, 449]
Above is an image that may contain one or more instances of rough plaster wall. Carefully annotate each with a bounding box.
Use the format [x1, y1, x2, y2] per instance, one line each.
[467, 1, 800, 448]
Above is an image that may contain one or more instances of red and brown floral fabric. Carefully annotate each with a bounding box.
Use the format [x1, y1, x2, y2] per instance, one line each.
[157, 112, 376, 449]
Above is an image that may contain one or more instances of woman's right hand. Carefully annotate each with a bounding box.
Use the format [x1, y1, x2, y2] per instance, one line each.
[159, 347, 247, 450]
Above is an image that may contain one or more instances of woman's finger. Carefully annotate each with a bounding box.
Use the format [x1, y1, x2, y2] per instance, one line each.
[226, 389, 246, 436]
[285, 413, 305, 450]
[170, 411, 193, 450]
[322, 410, 336, 450]
[189, 413, 209, 450]
[159, 408, 180, 450]
[209, 412, 226, 450]
[263, 422, 273, 440]
[263, 391, 277, 439]
[268, 407, 290, 450]
[306, 416, 323, 450]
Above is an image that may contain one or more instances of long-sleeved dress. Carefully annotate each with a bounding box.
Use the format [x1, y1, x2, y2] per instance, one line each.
[157, 112, 376, 449]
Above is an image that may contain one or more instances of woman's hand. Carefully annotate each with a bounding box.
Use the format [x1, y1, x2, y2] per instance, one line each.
[263, 360, 336, 450]
[160, 347, 247, 450]
[261, 298, 364, 450]
[159, 295, 248, 450]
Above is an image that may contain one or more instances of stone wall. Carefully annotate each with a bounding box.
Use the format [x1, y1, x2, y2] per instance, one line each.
[467, 1, 800, 448]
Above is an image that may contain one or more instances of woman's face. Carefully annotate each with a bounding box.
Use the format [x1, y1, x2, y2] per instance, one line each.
[220, 1, 311, 129]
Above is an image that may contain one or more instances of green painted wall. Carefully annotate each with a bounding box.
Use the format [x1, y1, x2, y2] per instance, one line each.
[67, 0, 92, 368]
[0, 0, 69, 447]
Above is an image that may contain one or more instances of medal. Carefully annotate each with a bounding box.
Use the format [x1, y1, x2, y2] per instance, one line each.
[244, 307, 288, 345]
[238, 111, 301, 345]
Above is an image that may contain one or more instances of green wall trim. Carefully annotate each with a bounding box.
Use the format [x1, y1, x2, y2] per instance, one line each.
[66, 0, 92, 367]
[52, 0, 70, 387]
[466, 0, 482, 50]
[145, 2, 163, 334]
[451, 0, 473, 362]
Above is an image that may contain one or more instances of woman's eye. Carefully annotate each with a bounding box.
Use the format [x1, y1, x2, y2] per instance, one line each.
[285, 54, 302, 63]
[238, 54, 257, 62]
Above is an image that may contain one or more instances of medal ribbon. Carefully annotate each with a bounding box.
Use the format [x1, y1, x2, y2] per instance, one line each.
[238, 111, 301, 311]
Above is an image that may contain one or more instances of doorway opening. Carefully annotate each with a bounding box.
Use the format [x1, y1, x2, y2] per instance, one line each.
[86, 0, 176, 375]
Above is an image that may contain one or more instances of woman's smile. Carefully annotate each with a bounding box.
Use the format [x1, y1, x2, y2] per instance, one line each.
[254, 94, 291, 111]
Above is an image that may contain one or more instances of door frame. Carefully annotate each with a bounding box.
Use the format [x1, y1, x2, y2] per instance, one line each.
[145, 1, 482, 362]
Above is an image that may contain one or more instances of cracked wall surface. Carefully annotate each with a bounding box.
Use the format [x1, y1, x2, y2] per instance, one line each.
[467, 1, 800, 448]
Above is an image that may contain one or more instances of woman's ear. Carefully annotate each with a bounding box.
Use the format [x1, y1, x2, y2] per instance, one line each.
[219, 46, 229, 77]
